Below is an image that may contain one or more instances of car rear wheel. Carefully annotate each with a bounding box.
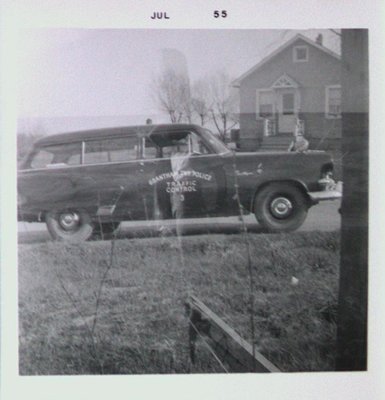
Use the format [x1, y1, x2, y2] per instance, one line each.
[45, 209, 94, 241]
[254, 183, 309, 232]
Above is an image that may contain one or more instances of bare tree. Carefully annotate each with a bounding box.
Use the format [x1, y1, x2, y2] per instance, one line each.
[191, 79, 211, 126]
[151, 68, 239, 136]
[151, 69, 192, 123]
[207, 70, 239, 141]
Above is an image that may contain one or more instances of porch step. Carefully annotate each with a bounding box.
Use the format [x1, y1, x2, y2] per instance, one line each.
[259, 136, 293, 151]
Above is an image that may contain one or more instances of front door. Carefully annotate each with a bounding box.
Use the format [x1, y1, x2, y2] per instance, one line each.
[277, 89, 297, 134]
[139, 130, 227, 220]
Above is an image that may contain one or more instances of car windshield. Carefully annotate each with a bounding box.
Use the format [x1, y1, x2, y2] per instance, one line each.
[199, 128, 230, 154]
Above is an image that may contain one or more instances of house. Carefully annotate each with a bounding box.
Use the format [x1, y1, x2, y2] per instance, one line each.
[232, 34, 341, 151]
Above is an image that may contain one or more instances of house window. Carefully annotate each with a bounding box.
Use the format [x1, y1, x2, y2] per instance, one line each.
[326, 85, 341, 118]
[293, 45, 308, 62]
[257, 90, 274, 118]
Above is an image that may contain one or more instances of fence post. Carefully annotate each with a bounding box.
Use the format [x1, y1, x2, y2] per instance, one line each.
[186, 295, 280, 373]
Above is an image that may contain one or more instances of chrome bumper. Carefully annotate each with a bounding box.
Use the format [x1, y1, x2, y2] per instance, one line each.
[309, 190, 342, 202]
[309, 181, 343, 202]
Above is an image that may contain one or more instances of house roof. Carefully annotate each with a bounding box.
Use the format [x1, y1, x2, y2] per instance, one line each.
[232, 34, 341, 87]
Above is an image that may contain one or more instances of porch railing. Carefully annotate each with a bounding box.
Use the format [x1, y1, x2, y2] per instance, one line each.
[263, 118, 276, 137]
[263, 117, 305, 137]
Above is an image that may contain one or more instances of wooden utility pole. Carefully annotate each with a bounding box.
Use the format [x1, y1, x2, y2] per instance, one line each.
[336, 29, 369, 370]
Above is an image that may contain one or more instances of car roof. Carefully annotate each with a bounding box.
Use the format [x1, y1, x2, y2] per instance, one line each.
[34, 124, 202, 146]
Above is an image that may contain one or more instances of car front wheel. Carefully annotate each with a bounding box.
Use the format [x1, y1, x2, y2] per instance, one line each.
[45, 209, 94, 241]
[254, 183, 309, 232]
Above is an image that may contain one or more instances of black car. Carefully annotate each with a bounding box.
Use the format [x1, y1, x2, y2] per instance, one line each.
[18, 124, 341, 240]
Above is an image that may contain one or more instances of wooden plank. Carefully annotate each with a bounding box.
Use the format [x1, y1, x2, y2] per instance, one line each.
[187, 295, 280, 372]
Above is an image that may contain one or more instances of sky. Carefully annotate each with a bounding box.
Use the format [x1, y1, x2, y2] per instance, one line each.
[17, 28, 340, 120]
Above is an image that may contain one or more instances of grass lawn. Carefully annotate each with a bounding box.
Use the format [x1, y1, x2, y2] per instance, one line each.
[19, 230, 340, 374]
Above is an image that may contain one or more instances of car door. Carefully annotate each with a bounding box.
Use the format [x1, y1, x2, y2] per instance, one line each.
[138, 130, 227, 220]
[78, 135, 148, 221]
[184, 153, 227, 217]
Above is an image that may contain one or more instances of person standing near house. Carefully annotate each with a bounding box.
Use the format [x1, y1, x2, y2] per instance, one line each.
[288, 133, 309, 152]
[288, 119, 309, 152]
[288, 118, 309, 152]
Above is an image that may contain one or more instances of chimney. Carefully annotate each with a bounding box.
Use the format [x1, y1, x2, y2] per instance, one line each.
[316, 34, 323, 46]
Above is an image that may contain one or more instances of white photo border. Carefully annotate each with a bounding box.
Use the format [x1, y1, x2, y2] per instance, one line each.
[1, 1, 384, 399]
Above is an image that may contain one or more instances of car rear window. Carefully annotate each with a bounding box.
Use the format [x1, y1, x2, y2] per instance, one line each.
[30, 142, 81, 169]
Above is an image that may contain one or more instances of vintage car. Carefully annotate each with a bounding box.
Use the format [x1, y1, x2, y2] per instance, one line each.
[18, 124, 341, 241]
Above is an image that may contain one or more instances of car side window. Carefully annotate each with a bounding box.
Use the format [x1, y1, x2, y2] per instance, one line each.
[144, 132, 211, 160]
[189, 132, 211, 155]
[84, 137, 138, 164]
[30, 142, 81, 169]
[163, 132, 210, 157]
[162, 138, 189, 158]
[142, 138, 161, 159]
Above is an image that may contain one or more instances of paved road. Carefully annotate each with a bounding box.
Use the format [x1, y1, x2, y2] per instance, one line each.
[18, 200, 341, 244]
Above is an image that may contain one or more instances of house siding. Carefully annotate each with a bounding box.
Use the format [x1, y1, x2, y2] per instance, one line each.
[238, 37, 341, 149]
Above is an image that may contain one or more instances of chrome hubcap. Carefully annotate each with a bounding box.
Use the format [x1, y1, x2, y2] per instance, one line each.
[59, 212, 80, 231]
[270, 197, 293, 218]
